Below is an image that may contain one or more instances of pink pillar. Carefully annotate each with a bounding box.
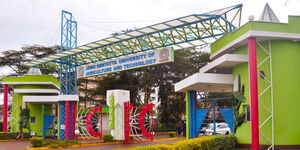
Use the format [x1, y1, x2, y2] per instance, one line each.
[248, 37, 259, 150]
[65, 101, 70, 140]
[2, 84, 8, 132]
[123, 102, 130, 144]
[55, 104, 58, 117]
[72, 102, 77, 140]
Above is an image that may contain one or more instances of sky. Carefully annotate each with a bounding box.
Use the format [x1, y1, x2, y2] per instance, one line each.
[0, 0, 300, 103]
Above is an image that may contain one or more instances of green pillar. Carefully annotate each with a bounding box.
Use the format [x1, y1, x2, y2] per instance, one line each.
[42, 104, 45, 139]
[185, 91, 190, 139]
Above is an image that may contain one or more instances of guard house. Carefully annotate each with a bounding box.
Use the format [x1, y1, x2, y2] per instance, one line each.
[175, 4, 300, 149]
[1, 68, 78, 139]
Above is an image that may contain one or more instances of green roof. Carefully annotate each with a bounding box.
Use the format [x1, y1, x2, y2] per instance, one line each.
[211, 16, 300, 55]
[2, 75, 60, 88]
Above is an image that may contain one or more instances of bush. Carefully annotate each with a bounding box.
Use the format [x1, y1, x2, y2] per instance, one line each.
[121, 135, 236, 150]
[168, 132, 176, 137]
[49, 143, 59, 149]
[43, 140, 81, 148]
[30, 137, 43, 147]
[103, 134, 114, 142]
[0, 132, 30, 139]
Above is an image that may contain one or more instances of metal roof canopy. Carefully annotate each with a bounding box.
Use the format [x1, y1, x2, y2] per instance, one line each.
[26, 4, 242, 70]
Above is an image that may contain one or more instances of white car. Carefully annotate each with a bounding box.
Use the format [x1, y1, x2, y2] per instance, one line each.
[198, 122, 231, 136]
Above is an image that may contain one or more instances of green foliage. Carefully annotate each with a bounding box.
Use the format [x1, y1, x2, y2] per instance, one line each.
[168, 132, 176, 137]
[49, 143, 59, 149]
[232, 91, 246, 133]
[30, 137, 43, 147]
[0, 45, 59, 76]
[19, 106, 31, 132]
[0, 132, 30, 139]
[154, 125, 174, 132]
[43, 140, 81, 148]
[120, 135, 236, 150]
[103, 134, 114, 142]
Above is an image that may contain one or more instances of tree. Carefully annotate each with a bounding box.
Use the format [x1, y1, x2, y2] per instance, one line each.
[0, 45, 59, 76]
[87, 48, 210, 127]
[155, 48, 210, 127]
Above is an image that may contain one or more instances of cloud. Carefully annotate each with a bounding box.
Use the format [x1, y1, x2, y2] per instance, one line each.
[0, 0, 299, 53]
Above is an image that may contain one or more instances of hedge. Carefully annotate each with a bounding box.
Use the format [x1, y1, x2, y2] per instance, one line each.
[103, 134, 114, 142]
[30, 137, 43, 147]
[0, 132, 31, 140]
[29, 138, 81, 148]
[43, 140, 81, 148]
[120, 135, 236, 150]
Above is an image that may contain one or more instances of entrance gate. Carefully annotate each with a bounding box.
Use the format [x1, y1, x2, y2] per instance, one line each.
[20, 4, 243, 140]
[188, 92, 234, 138]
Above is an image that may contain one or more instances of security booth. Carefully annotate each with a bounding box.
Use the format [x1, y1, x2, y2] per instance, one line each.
[1, 68, 78, 139]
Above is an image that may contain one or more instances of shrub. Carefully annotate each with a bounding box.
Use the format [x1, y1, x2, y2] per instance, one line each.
[168, 132, 176, 137]
[103, 134, 114, 142]
[121, 135, 236, 150]
[49, 143, 59, 149]
[42, 140, 81, 148]
[0, 132, 30, 139]
[30, 137, 43, 147]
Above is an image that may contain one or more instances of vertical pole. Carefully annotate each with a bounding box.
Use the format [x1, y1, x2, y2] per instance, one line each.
[72, 102, 77, 140]
[213, 101, 216, 135]
[185, 91, 190, 139]
[65, 101, 70, 140]
[151, 104, 154, 141]
[55, 104, 58, 117]
[189, 91, 197, 138]
[57, 103, 60, 140]
[100, 106, 102, 139]
[123, 102, 130, 144]
[248, 37, 259, 150]
[42, 104, 45, 139]
[2, 84, 8, 132]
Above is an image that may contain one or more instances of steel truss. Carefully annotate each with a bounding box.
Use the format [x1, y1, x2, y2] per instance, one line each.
[26, 4, 243, 70]
[59, 10, 78, 140]
[256, 40, 274, 150]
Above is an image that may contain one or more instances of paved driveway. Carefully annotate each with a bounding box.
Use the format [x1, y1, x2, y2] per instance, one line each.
[63, 138, 184, 150]
[0, 140, 31, 150]
[0, 138, 184, 150]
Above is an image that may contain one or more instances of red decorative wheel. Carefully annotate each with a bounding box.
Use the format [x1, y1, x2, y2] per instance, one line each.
[85, 107, 102, 138]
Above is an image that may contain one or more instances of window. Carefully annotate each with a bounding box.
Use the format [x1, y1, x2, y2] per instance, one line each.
[244, 105, 250, 122]
[233, 75, 240, 92]
[30, 116, 36, 123]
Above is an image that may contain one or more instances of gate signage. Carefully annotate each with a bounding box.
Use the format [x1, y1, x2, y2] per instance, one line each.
[77, 47, 174, 78]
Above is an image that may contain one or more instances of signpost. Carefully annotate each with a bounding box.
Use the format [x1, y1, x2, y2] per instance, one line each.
[77, 47, 174, 78]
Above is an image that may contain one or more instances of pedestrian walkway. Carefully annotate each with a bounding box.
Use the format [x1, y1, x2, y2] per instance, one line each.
[0, 140, 31, 150]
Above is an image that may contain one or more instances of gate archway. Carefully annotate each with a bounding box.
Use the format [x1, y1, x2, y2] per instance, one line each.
[23, 4, 243, 140]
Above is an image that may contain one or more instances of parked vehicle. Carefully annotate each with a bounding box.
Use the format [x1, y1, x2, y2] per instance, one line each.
[198, 122, 231, 137]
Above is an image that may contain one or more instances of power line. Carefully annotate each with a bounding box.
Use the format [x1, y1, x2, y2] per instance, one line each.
[78, 22, 120, 32]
